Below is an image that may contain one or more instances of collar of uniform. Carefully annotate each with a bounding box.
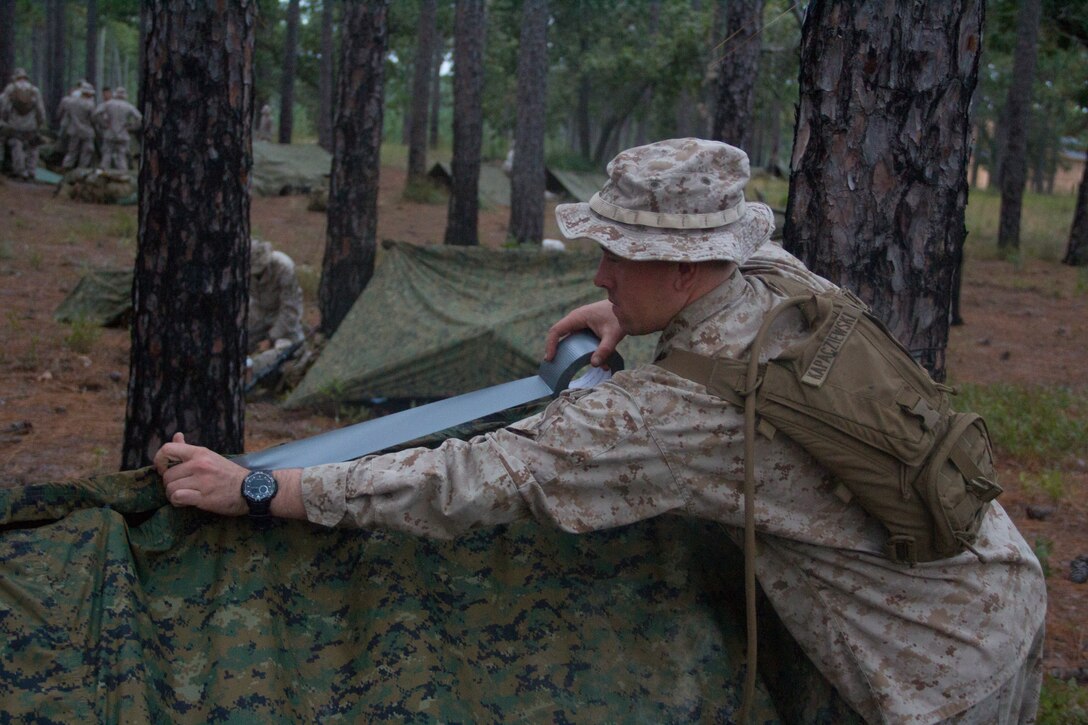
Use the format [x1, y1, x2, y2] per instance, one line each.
[654, 268, 748, 360]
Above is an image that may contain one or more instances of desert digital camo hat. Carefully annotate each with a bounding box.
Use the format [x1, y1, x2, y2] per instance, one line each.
[250, 238, 273, 275]
[554, 138, 774, 264]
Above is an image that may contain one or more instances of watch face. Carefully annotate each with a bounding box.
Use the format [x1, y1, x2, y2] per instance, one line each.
[243, 470, 277, 503]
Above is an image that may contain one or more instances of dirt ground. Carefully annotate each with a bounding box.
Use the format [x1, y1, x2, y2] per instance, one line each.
[0, 169, 1085, 682]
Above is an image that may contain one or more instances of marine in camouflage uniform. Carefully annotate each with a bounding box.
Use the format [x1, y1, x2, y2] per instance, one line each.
[93, 86, 142, 171]
[0, 68, 47, 180]
[61, 82, 99, 170]
[157, 139, 1046, 724]
[55, 83, 82, 160]
[247, 238, 308, 386]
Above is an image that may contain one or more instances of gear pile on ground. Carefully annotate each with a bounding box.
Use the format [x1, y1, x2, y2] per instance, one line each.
[57, 168, 136, 204]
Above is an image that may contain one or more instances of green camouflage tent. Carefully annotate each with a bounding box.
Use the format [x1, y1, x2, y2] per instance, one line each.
[285, 241, 657, 410]
[54, 267, 133, 327]
[547, 168, 607, 203]
[0, 460, 860, 722]
[426, 162, 512, 208]
[252, 141, 332, 196]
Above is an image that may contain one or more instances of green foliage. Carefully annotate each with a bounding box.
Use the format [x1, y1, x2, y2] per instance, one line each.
[1038, 675, 1088, 725]
[952, 383, 1088, 463]
[108, 210, 138, 246]
[544, 149, 599, 173]
[295, 264, 320, 305]
[64, 317, 102, 355]
[1033, 537, 1054, 578]
[402, 177, 447, 205]
[748, 174, 790, 210]
[1019, 469, 1068, 503]
[974, 0, 1088, 211]
[965, 188, 1079, 262]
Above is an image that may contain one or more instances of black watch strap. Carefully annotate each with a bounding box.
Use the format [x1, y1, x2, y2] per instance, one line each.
[241, 470, 278, 517]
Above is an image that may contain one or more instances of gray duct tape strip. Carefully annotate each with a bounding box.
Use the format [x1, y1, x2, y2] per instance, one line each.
[234, 331, 622, 470]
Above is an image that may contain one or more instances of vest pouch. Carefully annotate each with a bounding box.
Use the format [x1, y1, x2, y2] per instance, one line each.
[916, 412, 1002, 560]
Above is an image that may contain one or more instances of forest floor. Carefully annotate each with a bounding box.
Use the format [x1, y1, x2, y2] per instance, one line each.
[0, 168, 1085, 683]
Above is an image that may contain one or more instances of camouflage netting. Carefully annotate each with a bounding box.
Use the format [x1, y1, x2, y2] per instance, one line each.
[0, 464, 861, 722]
[285, 241, 658, 410]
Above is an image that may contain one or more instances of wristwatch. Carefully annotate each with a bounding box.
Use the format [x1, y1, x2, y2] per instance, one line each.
[241, 470, 278, 517]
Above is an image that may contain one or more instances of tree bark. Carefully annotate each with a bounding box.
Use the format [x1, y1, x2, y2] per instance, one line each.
[0, 0, 13, 89]
[785, 0, 984, 381]
[508, 0, 548, 246]
[576, 67, 591, 160]
[407, 0, 437, 183]
[317, 0, 335, 151]
[123, 0, 255, 469]
[996, 0, 1042, 253]
[318, 0, 388, 337]
[444, 0, 486, 246]
[1063, 146, 1088, 266]
[711, 0, 763, 151]
[429, 36, 442, 148]
[84, 0, 98, 89]
[279, 0, 301, 144]
[45, 0, 66, 128]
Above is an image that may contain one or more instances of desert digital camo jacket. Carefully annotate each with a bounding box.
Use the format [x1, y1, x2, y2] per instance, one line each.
[302, 242, 1047, 724]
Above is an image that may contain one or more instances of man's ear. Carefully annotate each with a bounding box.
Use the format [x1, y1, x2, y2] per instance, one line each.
[674, 262, 699, 291]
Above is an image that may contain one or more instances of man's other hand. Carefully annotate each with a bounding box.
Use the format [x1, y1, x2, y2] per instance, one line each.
[153, 432, 249, 516]
[544, 300, 625, 368]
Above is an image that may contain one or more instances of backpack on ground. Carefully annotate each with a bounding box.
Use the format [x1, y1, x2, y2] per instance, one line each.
[657, 273, 1002, 566]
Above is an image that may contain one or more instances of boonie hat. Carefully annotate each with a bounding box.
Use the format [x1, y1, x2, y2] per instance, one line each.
[250, 238, 273, 274]
[554, 138, 773, 264]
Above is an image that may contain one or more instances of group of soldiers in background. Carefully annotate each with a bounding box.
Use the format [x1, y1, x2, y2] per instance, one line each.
[0, 68, 142, 181]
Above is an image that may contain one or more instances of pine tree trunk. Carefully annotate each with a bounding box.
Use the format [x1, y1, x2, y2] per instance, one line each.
[429, 37, 442, 148]
[407, 0, 436, 183]
[1063, 148, 1088, 266]
[711, 0, 762, 151]
[997, 0, 1042, 253]
[45, 0, 66, 128]
[0, 0, 14, 87]
[444, 0, 486, 246]
[85, 0, 98, 90]
[508, 0, 548, 246]
[318, 0, 388, 336]
[279, 0, 301, 144]
[123, 0, 256, 469]
[317, 0, 335, 151]
[785, 0, 984, 381]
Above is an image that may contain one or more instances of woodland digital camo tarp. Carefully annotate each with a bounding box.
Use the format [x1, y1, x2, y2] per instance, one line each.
[0, 465, 863, 722]
[53, 267, 133, 327]
[252, 141, 332, 196]
[285, 241, 658, 409]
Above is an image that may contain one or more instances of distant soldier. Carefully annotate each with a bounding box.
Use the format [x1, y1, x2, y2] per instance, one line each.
[55, 82, 84, 160]
[93, 86, 142, 171]
[247, 238, 308, 388]
[62, 83, 99, 170]
[0, 68, 47, 180]
[256, 103, 274, 142]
